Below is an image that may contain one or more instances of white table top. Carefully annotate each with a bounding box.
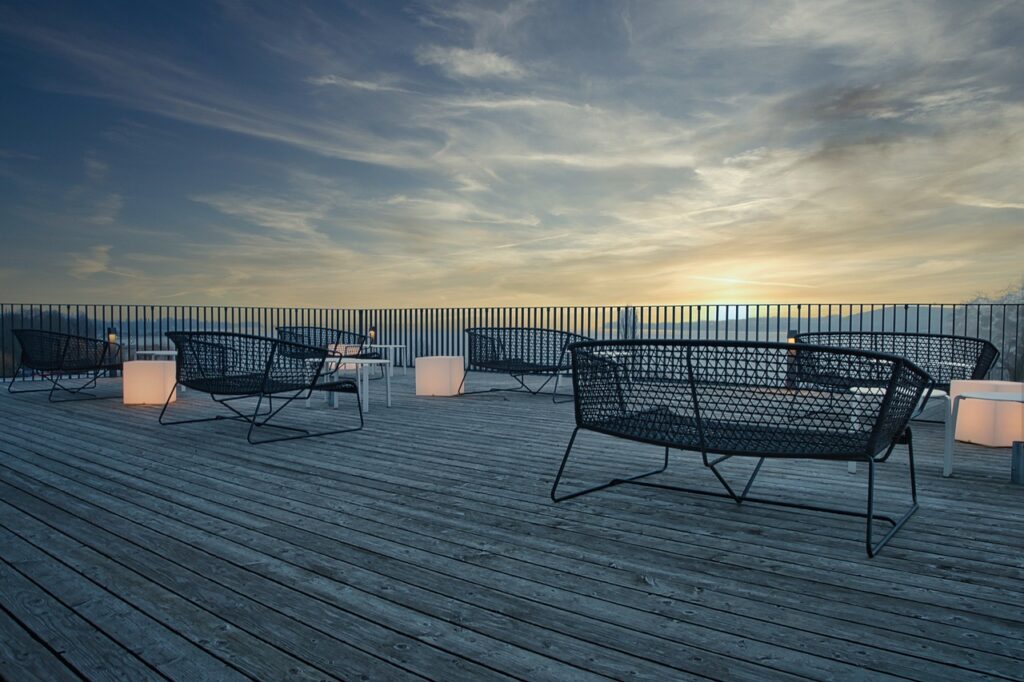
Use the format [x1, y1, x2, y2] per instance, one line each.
[954, 391, 1024, 404]
[326, 356, 390, 366]
[366, 343, 405, 349]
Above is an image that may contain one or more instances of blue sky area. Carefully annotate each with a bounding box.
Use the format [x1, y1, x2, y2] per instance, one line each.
[1, 1, 1022, 306]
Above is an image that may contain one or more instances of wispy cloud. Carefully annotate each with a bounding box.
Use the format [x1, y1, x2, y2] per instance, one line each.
[88, 193, 123, 225]
[689, 276, 815, 290]
[416, 45, 524, 79]
[68, 245, 137, 279]
[306, 75, 411, 93]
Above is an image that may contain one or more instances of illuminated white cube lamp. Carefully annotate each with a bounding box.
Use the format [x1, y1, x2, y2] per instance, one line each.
[950, 380, 1024, 447]
[123, 360, 177, 405]
[416, 356, 464, 397]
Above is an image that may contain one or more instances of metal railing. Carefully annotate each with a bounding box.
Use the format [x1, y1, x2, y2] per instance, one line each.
[2, 302, 1021, 381]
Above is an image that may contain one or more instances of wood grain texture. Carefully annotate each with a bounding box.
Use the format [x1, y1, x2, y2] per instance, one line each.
[0, 374, 1021, 681]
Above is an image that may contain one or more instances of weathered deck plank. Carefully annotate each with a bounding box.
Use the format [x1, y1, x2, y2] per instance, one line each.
[0, 375, 1022, 681]
[0, 600, 84, 682]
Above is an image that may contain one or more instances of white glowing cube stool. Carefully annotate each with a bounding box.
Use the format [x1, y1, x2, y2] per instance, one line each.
[123, 360, 177, 405]
[950, 380, 1024, 446]
[416, 356, 464, 396]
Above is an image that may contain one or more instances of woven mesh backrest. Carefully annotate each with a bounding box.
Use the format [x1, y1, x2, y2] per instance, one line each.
[795, 332, 998, 391]
[12, 329, 117, 371]
[277, 326, 344, 349]
[570, 340, 929, 460]
[167, 331, 325, 394]
[466, 327, 591, 371]
[277, 327, 369, 359]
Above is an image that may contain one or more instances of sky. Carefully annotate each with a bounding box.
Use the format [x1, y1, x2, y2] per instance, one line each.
[0, 0, 1022, 307]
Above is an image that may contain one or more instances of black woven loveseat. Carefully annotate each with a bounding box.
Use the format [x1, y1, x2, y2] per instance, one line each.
[793, 332, 997, 476]
[8, 329, 123, 401]
[463, 327, 591, 401]
[160, 331, 362, 444]
[794, 331, 998, 395]
[551, 339, 930, 556]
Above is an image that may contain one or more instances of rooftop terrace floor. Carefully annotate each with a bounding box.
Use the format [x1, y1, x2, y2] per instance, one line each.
[0, 372, 1021, 681]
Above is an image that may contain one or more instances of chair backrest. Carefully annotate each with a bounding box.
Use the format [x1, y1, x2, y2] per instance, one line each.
[465, 327, 591, 372]
[12, 329, 119, 372]
[276, 326, 367, 356]
[276, 326, 342, 348]
[166, 331, 327, 395]
[569, 339, 929, 460]
[794, 332, 998, 391]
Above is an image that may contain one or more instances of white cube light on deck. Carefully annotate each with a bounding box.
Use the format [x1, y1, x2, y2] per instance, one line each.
[949, 380, 1024, 447]
[123, 360, 177, 405]
[416, 356, 464, 396]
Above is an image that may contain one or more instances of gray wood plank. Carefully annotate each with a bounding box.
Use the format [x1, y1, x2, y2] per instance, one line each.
[0, 525, 246, 682]
[0, 478, 501, 682]
[0, 604, 82, 682]
[0, 558, 162, 682]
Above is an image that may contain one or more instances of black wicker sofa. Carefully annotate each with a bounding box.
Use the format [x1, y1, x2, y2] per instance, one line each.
[795, 331, 997, 394]
[8, 329, 123, 401]
[795, 332, 998, 475]
[551, 339, 931, 556]
[463, 327, 591, 401]
[160, 331, 361, 444]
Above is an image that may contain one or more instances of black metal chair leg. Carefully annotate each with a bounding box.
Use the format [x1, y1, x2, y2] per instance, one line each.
[704, 456, 766, 503]
[551, 372, 575, 404]
[5, 364, 49, 394]
[551, 429, 669, 502]
[865, 430, 918, 557]
[46, 369, 116, 402]
[248, 388, 364, 444]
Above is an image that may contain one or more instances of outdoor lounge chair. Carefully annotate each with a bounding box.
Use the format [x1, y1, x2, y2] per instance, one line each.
[160, 331, 362, 444]
[8, 329, 122, 402]
[276, 326, 385, 378]
[794, 331, 997, 415]
[794, 332, 999, 476]
[463, 326, 591, 402]
[551, 339, 930, 557]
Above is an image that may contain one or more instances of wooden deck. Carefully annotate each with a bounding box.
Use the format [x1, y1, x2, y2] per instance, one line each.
[0, 373, 1021, 681]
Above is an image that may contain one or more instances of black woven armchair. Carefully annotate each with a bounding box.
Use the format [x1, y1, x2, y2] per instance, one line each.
[551, 340, 930, 557]
[276, 326, 385, 377]
[8, 329, 122, 402]
[793, 332, 997, 393]
[463, 327, 591, 402]
[160, 331, 362, 444]
[794, 331, 998, 449]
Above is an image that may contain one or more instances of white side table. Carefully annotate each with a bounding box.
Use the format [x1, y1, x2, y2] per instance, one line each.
[365, 343, 407, 376]
[324, 357, 391, 413]
[134, 349, 178, 360]
[944, 388, 1024, 477]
